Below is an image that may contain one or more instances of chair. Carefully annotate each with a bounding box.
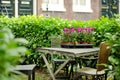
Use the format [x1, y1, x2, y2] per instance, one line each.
[79, 54, 98, 68]
[76, 42, 111, 80]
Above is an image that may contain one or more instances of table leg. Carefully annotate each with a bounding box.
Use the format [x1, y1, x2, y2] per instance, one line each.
[28, 71, 31, 80]
[54, 57, 71, 76]
[32, 70, 35, 80]
[42, 54, 56, 80]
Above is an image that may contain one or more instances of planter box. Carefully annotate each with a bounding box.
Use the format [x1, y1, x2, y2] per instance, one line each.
[61, 44, 94, 48]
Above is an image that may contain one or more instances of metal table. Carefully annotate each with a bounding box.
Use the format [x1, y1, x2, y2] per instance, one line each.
[36, 47, 99, 80]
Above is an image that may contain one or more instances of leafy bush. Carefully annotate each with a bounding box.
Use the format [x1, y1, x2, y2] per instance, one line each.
[105, 15, 120, 80]
[0, 15, 119, 69]
[0, 27, 28, 80]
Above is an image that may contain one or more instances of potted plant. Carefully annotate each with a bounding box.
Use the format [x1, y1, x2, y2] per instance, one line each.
[61, 27, 94, 48]
[61, 27, 78, 44]
[61, 27, 71, 44]
[76, 27, 94, 44]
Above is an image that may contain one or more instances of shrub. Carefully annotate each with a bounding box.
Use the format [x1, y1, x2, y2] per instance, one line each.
[106, 15, 120, 80]
[0, 15, 119, 69]
[0, 27, 28, 80]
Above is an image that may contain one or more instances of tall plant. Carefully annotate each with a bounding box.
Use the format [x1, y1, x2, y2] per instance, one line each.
[105, 15, 120, 80]
[0, 27, 28, 80]
[106, 32, 120, 80]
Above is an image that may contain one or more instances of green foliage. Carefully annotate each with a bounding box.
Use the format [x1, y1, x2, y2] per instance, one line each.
[1, 15, 117, 49]
[108, 37, 120, 79]
[106, 32, 120, 80]
[0, 15, 120, 72]
[0, 27, 28, 80]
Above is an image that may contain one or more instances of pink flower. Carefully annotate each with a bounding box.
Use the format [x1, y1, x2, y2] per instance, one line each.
[70, 27, 75, 32]
[62, 27, 94, 43]
[82, 28, 87, 31]
[63, 28, 70, 34]
[76, 28, 82, 33]
[90, 27, 94, 31]
[87, 27, 94, 33]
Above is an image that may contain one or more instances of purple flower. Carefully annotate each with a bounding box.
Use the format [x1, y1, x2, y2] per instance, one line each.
[70, 27, 75, 32]
[90, 27, 94, 31]
[76, 28, 82, 33]
[87, 27, 94, 33]
[62, 27, 94, 43]
[63, 28, 70, 34]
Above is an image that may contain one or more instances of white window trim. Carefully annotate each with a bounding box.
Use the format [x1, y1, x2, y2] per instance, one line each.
[2, 1, 10, 3]
[42, 0, 66, 12]
[33, 0, 37, 15]
[73, 0, 93, 13]
[15, 0, 18, 17]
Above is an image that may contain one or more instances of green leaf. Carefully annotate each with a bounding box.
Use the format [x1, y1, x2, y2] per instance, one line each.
[14, 38, 29, 44]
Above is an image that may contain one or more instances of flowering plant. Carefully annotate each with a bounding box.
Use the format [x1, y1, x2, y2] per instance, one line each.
[61, 27, 94, 44]
[62, 27, 78, 44]
[76, 27, 94, 43]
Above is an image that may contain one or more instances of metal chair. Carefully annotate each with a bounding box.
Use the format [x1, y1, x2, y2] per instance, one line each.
[80, 54, 98, 68]
[76, 42, 111, 80]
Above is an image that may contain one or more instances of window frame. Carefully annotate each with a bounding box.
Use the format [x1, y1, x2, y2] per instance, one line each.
[72, 0, 93, 13]
[42, 0, 66, 11]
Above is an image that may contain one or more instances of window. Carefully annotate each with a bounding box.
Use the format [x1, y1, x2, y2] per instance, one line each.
[42, 0, 66, 11]
[73, 0, 93, 12]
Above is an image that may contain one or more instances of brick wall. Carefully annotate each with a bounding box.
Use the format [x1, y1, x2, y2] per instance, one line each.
[37, 0, 101, 21]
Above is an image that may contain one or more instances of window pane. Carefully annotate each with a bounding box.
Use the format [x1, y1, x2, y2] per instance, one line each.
[50, 0, 59, 4]
[80, 0, 86, 6]
[42, 0, 49, 3]
[73, 0, 86, 6]
[73, 0, 78, 5]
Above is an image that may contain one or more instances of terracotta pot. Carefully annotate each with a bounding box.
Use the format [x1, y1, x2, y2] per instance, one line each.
[90, 42, 94, 44]
[61, 42, 70, 44]
[82, 42, 88, 44]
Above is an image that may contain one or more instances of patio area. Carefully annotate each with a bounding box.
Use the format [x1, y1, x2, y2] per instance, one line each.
[19, 68, 49, 80]
[19, 68, 114, 80]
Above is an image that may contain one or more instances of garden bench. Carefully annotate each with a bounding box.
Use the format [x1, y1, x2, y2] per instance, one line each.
[14, 64, 36, 80]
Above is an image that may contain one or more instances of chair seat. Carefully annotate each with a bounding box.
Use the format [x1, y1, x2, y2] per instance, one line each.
[77, 67, 105, 75]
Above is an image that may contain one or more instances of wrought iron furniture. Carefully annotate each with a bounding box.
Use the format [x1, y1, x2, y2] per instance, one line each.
[80, 54, 98, 68]
[76, 42, 111, 80]
[36, 47, 99, 80]
[51, 36, 74, 80]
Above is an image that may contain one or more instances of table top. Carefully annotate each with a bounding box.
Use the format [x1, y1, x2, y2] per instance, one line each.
[36, 47, 99, 57]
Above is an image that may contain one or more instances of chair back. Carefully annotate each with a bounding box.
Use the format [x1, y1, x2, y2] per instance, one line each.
[97, 42, 111, 71]
[51, 36, 61, 48]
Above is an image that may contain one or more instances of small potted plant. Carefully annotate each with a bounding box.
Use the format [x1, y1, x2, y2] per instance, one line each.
[61, 27, 94, 48]
[61, 27, 78, 44]
[61, 27, 71, 44]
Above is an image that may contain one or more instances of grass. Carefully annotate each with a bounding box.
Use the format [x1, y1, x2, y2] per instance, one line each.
[19, 68, 50, 80]
[19, 68, 114, 80]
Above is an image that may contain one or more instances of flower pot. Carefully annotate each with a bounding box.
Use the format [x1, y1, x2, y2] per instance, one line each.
[82, 42, 88, 44]
[61, 42, 70, 44]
